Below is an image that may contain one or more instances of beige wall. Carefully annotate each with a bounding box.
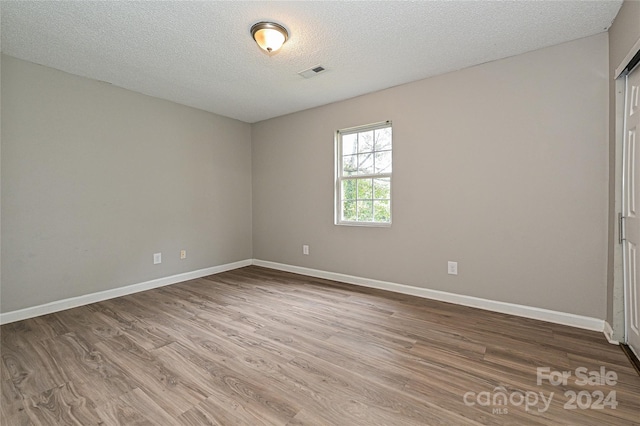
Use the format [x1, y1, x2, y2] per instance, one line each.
[607, 1, 640, 329]
[252, 33, 609, 319]
[1, 32, 612, 319]
[1, 55, 252, 312]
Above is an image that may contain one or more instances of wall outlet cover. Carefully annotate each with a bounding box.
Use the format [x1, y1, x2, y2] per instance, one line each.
[447, 261, 458, 275]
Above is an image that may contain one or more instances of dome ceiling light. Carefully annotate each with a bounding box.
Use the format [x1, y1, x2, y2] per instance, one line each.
[250, 22, 289, 53]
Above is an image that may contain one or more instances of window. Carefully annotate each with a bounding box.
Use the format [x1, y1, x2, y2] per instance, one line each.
[335, 121, 392, 226]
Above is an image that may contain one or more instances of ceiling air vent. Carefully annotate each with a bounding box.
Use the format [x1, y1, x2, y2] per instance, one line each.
[298, 65, 327, 79]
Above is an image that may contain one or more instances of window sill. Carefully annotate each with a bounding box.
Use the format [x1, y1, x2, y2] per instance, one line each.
[335, 221, 392, 228]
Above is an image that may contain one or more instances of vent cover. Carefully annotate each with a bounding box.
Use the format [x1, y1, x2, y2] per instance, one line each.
[298, 65, 327, 79]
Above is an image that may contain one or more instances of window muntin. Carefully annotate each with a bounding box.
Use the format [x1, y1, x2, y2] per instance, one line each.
[336, 122, 392, 226]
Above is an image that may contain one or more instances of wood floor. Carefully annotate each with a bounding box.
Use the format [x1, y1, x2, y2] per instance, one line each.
[2, 266, 639, 425]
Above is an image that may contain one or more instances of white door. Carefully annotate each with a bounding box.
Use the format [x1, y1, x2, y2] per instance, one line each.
[623, 64, 640, 357]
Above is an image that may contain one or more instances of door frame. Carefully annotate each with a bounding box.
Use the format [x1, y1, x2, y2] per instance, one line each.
[613, 38, 640, 344]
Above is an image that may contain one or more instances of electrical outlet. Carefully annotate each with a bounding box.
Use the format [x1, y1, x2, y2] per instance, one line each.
[303, 245, 309, 255]
[180, 250, 187, 259]
[154, 253, 162, 264]
[448, 261, 458, 275]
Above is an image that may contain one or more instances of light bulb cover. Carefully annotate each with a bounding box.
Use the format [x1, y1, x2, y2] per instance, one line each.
[251, 22, 288, 53]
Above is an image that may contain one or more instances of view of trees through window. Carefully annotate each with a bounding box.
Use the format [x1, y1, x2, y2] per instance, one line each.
[337, 123, 392, 224]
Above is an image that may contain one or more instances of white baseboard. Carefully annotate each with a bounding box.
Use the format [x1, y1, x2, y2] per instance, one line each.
[603, 321, 620, 345]
[1, 258, 607, 337]
[253, 259, 605, 333]
[0, 259, 252, 325]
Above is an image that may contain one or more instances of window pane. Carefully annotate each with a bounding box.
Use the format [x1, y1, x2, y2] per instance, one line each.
[357, 200, 373, 221]
[357, 178, 373, 200]
[342, 133, 357, 156]
[336, 123, 392, 226]
[374, 200, 391, 222]
[373, 178, 390, 199]
[357, 131, 374, 153]
[343, 155, 358, 175]
[357, 153, 374, 175]
[375, 127, 392, 151]
[342, 179, 356, 200]
[342, 201, 357, 221]
[374, 151, 392, 174]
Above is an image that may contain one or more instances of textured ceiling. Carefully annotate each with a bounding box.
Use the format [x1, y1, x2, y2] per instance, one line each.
[1, 1, 623, 123]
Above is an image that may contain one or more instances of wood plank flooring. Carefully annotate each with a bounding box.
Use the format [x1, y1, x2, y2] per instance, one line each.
[2, 266, 639, 425]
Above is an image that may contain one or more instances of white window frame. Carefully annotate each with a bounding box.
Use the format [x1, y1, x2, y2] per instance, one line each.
[335, 120, 392, 227]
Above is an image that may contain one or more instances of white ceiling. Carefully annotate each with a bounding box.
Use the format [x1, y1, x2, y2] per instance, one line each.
[0, 1, 623, 123]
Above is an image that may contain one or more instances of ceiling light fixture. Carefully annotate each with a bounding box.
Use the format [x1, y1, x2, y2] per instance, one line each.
[251, 22, 288, 53]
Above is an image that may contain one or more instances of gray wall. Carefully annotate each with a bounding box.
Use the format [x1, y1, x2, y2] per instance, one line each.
[607, 1, 640, 328]
[1, 32, 612, 320]
[252, 33, 609, 319]
[1, 55, 252, 312]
